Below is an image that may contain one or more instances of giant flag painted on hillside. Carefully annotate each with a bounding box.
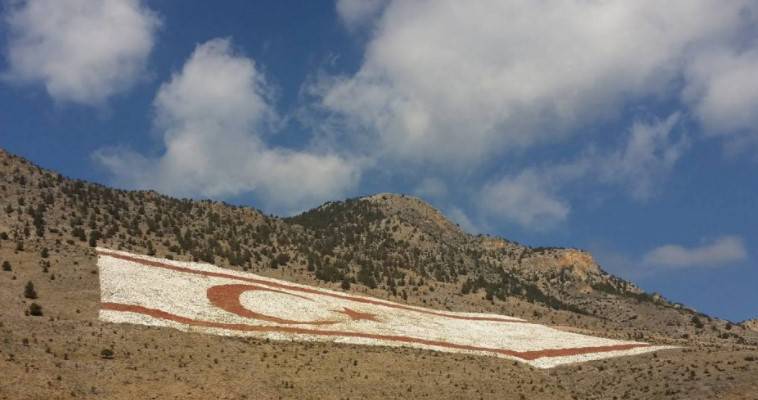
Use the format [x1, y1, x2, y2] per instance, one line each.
[97, 248, 673, 368]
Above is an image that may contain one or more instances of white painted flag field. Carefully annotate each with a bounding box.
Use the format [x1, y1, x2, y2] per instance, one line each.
[97, 248, 673, 368]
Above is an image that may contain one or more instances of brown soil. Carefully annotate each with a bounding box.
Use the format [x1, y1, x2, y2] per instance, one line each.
[2, 243, 757, 400]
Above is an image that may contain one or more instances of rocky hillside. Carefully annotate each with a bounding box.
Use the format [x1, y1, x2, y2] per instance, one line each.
[0, 147, 754, 345]
[1, 147, 757, 399]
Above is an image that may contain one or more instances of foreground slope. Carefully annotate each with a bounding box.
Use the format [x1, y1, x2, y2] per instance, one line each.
[0, 148, 756, 399]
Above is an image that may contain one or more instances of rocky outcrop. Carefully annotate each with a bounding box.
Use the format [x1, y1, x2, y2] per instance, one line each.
[741, 319, 758, 332]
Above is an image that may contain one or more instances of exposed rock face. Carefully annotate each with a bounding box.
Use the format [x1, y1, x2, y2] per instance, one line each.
[741, 319, 758, 332]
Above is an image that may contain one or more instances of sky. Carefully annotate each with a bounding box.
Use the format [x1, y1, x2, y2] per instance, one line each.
[0, 0, 756, 322]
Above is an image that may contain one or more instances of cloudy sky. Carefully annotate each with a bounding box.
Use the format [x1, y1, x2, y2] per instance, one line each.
[1, 0, 756, 321]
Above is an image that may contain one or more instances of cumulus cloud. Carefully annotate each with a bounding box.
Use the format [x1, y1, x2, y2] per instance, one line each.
[643, 236, 748, 269]
[95, 39, 360, 212]
[478, 114, 686, 228]
[592, 236, 748, 279]
[317, 0, 758, 168]
[684, 48, 758, 149]
[598, 113, 688, 200]
[479, 169, 569, 228]
[3, 0, 160, 105]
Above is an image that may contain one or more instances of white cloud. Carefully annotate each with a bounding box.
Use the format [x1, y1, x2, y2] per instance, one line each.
[318, 0, 758, 168]
[414, 177, 447, 199]
[95, 39, 361, 212]
[4, 0, 160, 105]
[598, 113, 688, 200]
[479, 169, 569, 228]
[446, 206, 484, 234]
[477, 113, 686, 229]
[643, 236, 748, 269]
[684, 48, 758, 148]
[336, 0, 388, 30]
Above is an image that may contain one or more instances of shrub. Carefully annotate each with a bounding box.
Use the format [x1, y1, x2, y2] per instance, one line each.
[2, 261, 10, 271]
[24, 281, 37, 299]
[28, 303, 43, 316]
[100, 349, 114, 359]
[88, 230, 100, 248]
[275, 253, 290, 266]
[72, 227, 86, 241]
[315, 262, 344, 283]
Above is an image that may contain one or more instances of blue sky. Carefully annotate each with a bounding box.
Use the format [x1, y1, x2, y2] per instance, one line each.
[1, 0, 756, 321]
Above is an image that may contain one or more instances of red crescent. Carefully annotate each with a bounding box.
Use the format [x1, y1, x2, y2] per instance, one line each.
[207, 284, 339, 325]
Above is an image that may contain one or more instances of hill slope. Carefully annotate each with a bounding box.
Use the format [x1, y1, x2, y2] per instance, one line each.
[1, 148, 756, 399]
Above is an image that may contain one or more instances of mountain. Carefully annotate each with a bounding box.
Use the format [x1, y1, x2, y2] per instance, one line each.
[1, 147, 756, 399]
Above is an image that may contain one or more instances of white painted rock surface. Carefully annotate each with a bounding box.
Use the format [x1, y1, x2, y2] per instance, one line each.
[97, 248, 673, 368]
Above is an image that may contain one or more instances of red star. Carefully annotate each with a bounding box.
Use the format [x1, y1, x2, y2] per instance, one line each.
[334, 307, 379, 322]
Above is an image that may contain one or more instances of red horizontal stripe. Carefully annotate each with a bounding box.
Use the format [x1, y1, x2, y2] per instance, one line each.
[101, 302, 649, 361]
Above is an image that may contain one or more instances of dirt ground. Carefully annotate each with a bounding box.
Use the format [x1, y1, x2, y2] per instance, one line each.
[2, 242, 758, 400]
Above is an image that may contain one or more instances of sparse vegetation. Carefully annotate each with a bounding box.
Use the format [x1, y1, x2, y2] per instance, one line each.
[0, 148, 756, 399]
[100, 348, 114, 359]
[28, 302, 43, 316]
[24, 281, 38, 299]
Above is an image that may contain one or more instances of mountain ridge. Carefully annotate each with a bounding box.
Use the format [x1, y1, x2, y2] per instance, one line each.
[1, 146, 757, 399]
[0, 147, 748, 328]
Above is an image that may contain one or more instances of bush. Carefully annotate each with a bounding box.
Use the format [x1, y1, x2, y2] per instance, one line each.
[24, 281, 37, 299]
[2, 261, 10, 271]
[315, 262, 344, 283]
[28, 303, 43, 316]
[88, 230, 100, 248]
[100, 348, 114, 359]
[275, 253, 290, 266]
[356, 265, 377, 289]
[72, 227, 86, 241]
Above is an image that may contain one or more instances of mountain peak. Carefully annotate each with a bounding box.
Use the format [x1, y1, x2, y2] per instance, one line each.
[361, 192, 466, 238]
